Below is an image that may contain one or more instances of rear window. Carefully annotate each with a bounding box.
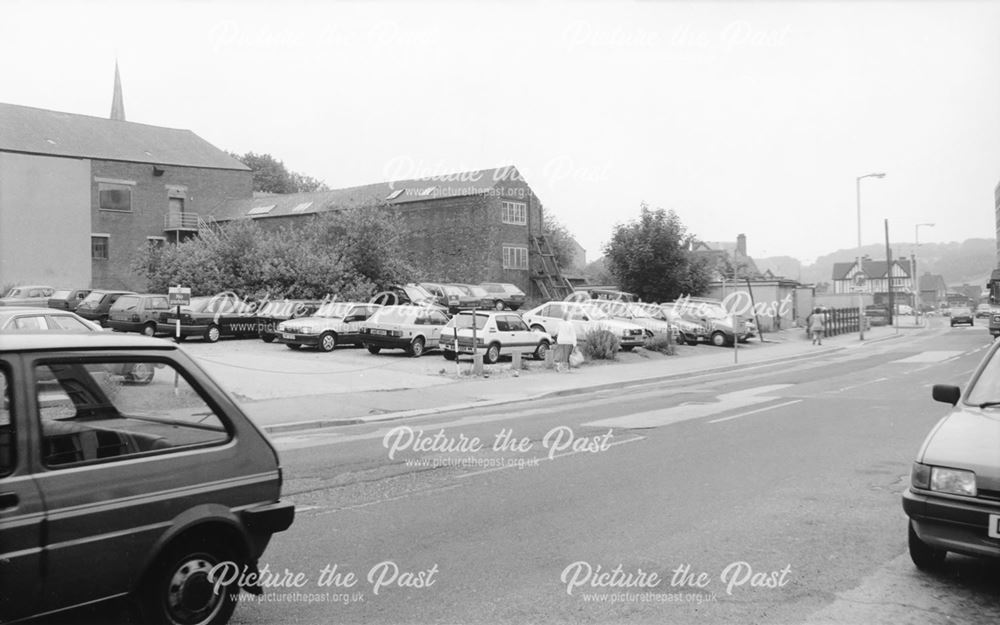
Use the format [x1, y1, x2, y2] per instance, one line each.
[371, 308, 413, 324]
[110, 296, 140, 311]
[449, 314, 489, 330]
[51, 290, 72, 299]
[80, 291, 106, 306]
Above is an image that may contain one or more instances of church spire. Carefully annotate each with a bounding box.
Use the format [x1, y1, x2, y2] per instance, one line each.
[110, 60, 126, 121]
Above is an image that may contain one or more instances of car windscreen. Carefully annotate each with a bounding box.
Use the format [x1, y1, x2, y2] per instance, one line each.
[4, 289, 22, 298]
[110, 296, 140, 311]
[966, 349, 1000, 405]
[79, 292, 106, 306]
[467, 286, 489, 297]
[403, 285, 433, 301]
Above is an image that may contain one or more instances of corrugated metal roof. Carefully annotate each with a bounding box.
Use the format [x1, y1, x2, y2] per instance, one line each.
[0, 102, 248, 171]
[209, 165, 524, 221]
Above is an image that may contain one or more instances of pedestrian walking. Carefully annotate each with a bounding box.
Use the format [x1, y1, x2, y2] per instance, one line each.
[555, 312, 578, 371]
[808, 307, 826, 345]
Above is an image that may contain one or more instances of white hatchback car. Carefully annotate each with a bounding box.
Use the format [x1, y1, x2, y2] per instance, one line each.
[520, 301, 646, 350]
[439, 311, 553, 363]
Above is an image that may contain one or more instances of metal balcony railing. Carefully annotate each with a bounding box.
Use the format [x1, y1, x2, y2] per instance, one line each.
[164, 212, 201, 230]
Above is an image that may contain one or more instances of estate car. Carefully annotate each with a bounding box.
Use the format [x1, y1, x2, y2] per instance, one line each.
[439, 311, 552, 363]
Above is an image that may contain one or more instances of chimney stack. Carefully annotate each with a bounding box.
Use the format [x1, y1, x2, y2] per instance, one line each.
[736, 233, 747, 257]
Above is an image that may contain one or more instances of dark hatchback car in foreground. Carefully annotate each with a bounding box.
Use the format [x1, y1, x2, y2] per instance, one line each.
[902, 341, 1000, 569]
[0, 334, 294, 624]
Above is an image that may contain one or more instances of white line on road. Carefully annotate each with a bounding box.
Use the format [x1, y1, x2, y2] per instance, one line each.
[707, 399, 803, 423]
[455, 435, 647, 479]
[827, 377, 888, 394]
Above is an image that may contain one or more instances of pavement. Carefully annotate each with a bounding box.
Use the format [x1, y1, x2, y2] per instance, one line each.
[229, 318, 935, 434]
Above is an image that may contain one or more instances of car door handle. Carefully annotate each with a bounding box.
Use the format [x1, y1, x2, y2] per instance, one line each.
[0, 492, 19, 510]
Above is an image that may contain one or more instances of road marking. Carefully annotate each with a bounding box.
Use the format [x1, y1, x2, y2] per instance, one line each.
[455, 435, 646, 479]
[708, 399, 803, 423]
[826, 377, 889, 394]
[890, 350, 962, 364]
[580, 384, 793, 429]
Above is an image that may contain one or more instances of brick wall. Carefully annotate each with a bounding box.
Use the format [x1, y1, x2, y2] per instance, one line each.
[90, 160, 251, 290]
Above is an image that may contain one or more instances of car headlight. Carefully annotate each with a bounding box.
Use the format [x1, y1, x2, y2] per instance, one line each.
[298, 326, 313, 334]
[916, 464, 977, 496]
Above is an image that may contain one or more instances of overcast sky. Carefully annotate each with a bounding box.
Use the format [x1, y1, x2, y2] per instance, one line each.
[3, 1, 998, 264]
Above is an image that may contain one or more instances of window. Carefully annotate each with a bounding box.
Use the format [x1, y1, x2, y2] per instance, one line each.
[91, 235, 109, 260]
[98, 182, 132, 212]
[35, 359, 229, 467]
[247, 205, 275, 216]
[0, 367, 12, 476]
[506, 315, 529, 332]
[501, 201, 527, 225]
[385, 190, 404, 201]
[47, 315, 92, 331]
[9, 316, 46, 332]
[291, 202, 314, 213]
[502, 245, 529, 270]
[146, 236, 166, 248]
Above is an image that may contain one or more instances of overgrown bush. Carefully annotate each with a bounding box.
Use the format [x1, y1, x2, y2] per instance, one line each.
[643, 333, 675, 355]
[131, 204, 415, 299]
[580, 327, 620, 360]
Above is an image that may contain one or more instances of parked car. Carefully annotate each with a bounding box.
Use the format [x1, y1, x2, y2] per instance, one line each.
[452, 284, 493, 310]
[975, 303, 993, 319]
[256, 299, 322, 343]
[439, 311, 553, 363]
[520, 301, 646, 351]
[902, 342, 1000, 569]
[479, 282, 526, 310]
[158, 291, 259, 342]
[277, 301, 381, 351]
[896, 304, 915, 316]
[74, 289, 136, 327]
[865, 304, 890, 326]
[107, 293, 171, 336]
[373, 283, 445, 311]
[590, 299, 676, 341]
[668, 299, 748, 347]
[418, 282, 464, 310]
[0, 333, 294, 624]
[572, 288, 637, 303]
[949, 306, 974, 327]
[46, 288, 91, 311]
[361, 305, 450, 357]
[0, 285, 55, 307]
[634, 302, 708, 346]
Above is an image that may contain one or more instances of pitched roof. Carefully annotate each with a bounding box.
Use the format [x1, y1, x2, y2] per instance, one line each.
[919, 273, 948, 290]
[832, 259, 912, 280]
[208, 165, 525, 221]
[0, 102, 248, 171]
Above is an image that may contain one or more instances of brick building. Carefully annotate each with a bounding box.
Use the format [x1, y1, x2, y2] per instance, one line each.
[0, 102, 251, 290]
[208, 166, 571, 299]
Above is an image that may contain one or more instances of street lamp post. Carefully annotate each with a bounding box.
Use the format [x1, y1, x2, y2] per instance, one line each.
[914, 222, 935, 325]
[856, 172, 886, 340]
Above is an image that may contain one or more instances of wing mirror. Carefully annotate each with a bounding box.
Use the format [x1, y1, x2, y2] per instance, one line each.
[932, 384, 961, 406]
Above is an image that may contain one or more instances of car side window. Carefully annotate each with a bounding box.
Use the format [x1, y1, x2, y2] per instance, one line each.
[47, 315, 91, 331]
[495, 317, 510, 332]
[150, 297, 169, 310]
[507, 316, 529, 332]
[35, 359, 230, 468]
[12, 316, 47, 332]
[0, 366, 13, 476]
[429, 311, 448, 325]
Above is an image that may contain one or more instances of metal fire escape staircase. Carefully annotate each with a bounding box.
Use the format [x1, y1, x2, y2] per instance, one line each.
[530, 234, 574, 300]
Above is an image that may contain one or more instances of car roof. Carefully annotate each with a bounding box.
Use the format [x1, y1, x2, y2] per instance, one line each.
[0, 333, 177, 353]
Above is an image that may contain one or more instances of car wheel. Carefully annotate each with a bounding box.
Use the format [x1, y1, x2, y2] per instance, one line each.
[443, 351, 457, 361]
[950, 322, 955, 327]
[261, 334, 275, 343]
[125, 362, 155, 385]
[485, 343, 501, 364]
[908, 521, 946, 570]
[286, 343, 302, 350]
[410, 337, 426, 357]
[205, 325, 221, 343]
[711, 331, 729, 347]
[494, 300, 506, 311]
[318, 332, 337, 352]
[685, 334, 699, 346]
[534, 340, 550, 360]
[137, 537, 239, 625]
[142, 323, 156, 337]
[367, 344, 381, 355]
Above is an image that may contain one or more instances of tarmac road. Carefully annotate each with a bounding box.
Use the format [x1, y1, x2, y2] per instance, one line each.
[224, 319, 1000, 625]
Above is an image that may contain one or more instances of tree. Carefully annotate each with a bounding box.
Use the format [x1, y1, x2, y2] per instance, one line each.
[228, 151, 330, 194]
[543, 213, 578, 271]
[602, 203, 710, 302]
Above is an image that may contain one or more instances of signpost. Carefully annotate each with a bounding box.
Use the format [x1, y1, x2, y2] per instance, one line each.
[167, 286, 191, 342]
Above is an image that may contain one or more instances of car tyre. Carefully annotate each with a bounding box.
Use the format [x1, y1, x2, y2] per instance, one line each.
[534, 340, 550, 361]
[711, 331, 729, 347]
[485, 343, 501, 364]
[136, 536, 239, 625]
[318, 332, 337, 352]
[443, 351, 457, 361]
[124, 362, 155, 385]
[367, 344, 381, 355]
[908, 521, 946, 571]
[684, 334, 699, 346]
[142, 323, 157, 337]
[410, 337, 426, 357]
[205, 325, 221, 343]
[494, 300, 506, 311]
[261, 334, 275, 343]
